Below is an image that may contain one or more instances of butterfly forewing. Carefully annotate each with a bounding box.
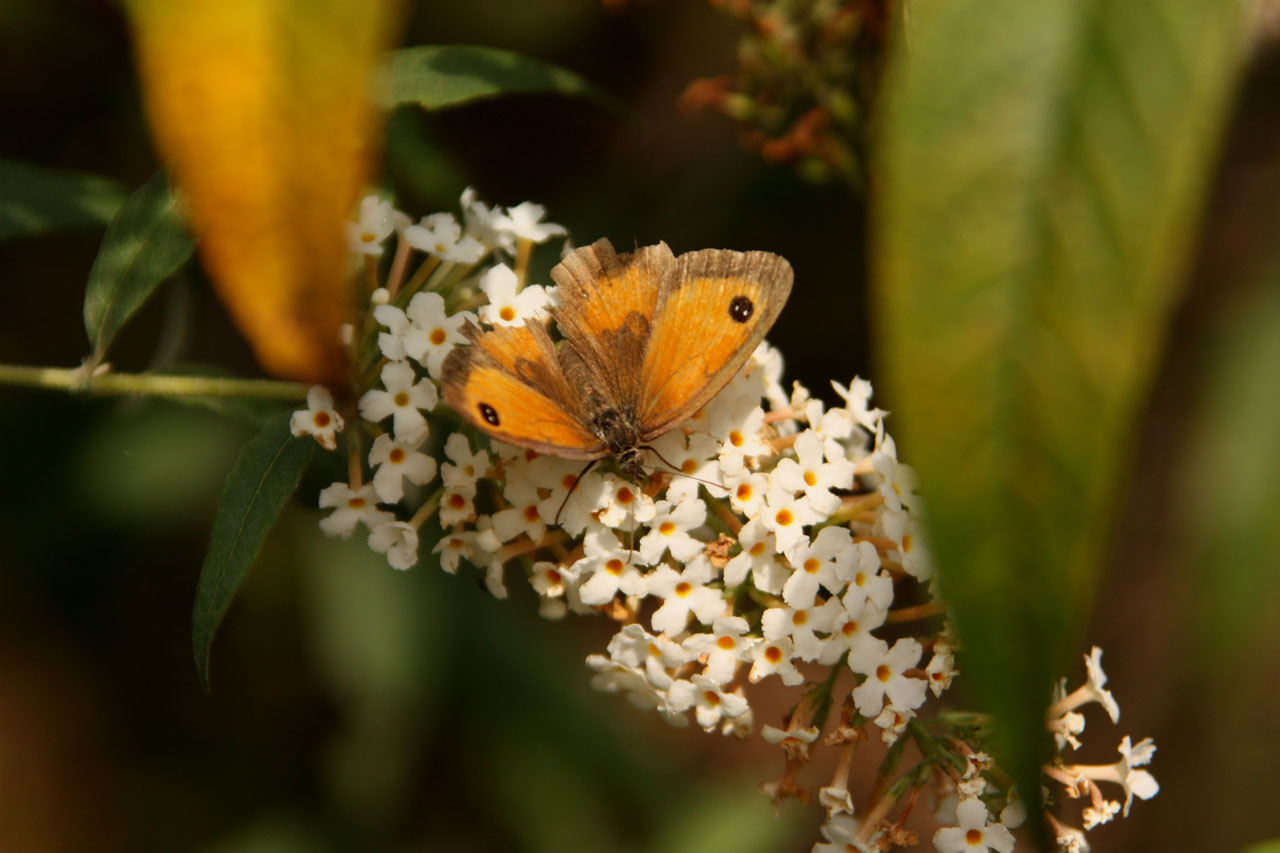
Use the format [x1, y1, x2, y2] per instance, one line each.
[441, 321, 605, 458]
[551, 240, 675, 414]
[636, 248, 793, 438]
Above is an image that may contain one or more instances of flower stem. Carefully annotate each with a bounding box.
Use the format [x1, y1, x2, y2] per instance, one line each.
[0, 364, 307, 400]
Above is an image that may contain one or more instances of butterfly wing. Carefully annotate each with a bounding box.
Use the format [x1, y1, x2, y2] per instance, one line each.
[550, 239, 675, 414]
[635, 248, 793, 439]
[441, 320, 606, 459]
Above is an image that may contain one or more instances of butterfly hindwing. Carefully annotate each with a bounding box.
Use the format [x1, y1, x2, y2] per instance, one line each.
[636, 248, 793, 438]
[441, 321, 605, 458]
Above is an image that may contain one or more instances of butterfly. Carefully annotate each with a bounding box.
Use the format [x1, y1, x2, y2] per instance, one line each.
[441, 238, 793, 481]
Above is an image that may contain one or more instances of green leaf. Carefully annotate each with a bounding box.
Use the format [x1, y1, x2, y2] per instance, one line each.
[0, 158, 127, 240]
[873, 0, 1252, 826]
[193, 412, 313, 691]
[1241, 840, 1280, 853]
[378, 45, 618, 112]
[83, 171, 195, 362]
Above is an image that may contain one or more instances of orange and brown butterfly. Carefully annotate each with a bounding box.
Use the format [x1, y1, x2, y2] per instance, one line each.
[440, 237, 793, 482]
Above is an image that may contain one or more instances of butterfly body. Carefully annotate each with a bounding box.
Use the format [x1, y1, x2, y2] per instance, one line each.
[442, 238, 792, 480]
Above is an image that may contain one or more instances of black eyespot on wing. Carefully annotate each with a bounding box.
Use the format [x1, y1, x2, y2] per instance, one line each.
[478, 402, 500, 426]
[728, 295, 754, 323]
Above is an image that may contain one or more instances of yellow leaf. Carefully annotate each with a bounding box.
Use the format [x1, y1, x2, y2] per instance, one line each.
[126, 0, 402, 384]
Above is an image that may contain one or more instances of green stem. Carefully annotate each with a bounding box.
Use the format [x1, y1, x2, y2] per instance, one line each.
[0, 364, 308, 400]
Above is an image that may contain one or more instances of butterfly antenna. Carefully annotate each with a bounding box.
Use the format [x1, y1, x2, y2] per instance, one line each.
[554, 460, 598, 527]
[638, 445, 728, 493]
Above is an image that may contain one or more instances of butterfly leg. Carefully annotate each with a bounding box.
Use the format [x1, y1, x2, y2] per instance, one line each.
[553, 459, 598, 527]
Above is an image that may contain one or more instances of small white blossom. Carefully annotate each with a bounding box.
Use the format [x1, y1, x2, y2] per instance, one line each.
[402, 211, 485, 263]
[574, 526, 647, 605]
[290, 386, 344, 450]
[646, 556, 724, 635]
[849, 637, 928, 717]
[358, 360, 437, 443]
[317, 482, 388, 538]
[401, 292, 476, 379]
[933, 798, 1015, 853]
[478, 263, 550, 327]
[761, 597, 841, 662]
[494, 200, 567, 245]
[368, 433, 437, 504]
[637, 498, 707, 565]
[346, 195, 406, 256]
[368, 520, 418, 570]
[441, 432, 490, 488]
[782, 525, 856, 608]
[667, 674, 749, 731]
[682, 616, 754, 684]
[723, 518, 788, 594]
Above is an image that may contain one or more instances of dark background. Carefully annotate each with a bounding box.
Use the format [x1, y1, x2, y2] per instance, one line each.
[1, 0, 1277, 850]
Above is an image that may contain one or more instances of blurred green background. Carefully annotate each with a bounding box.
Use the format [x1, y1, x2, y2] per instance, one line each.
[2, 0, 1279, 851]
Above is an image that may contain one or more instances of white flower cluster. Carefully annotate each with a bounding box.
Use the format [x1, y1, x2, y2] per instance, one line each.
[292, 188, 566, 568]
[292, 191, 1158, 853]
[1038, 647, 1159, 850]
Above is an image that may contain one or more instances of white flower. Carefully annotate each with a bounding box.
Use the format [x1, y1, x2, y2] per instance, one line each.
[1083, 646, 1121, 723]
[933, 798, 1015, 853]
[666, 674, 749, 731]
[368, 433, 437, 503]
[535, 462, 605, 537]
[782, 525, 856, 608]
[290, 385, 344, 450]
[682, 616, 754, 684]
[760, 723, 820, 761]
[646, 556, 724, 635]
[574, 526, 647, 605]
[814, 814, 878, 853]
[367, 520, 418, 570]
[441, 432, 490, 488]
[372, 304, 412, 362]
[773, 430, 854, 515]
[748, 637, 804, 685]
[432, 529, 473, 574]
[650, 430, 721, 504]
[637, 498, 707, 565]
[530, 560, 577, 610]
[723, 463, 769, 517]
[839, 542, 893, 616]
[1068, 735, 1159, 817]
[849, 637, 928, 717]
[759, 486, 819, 557]
[871, 439, 920, 514]
[712, 398, 770, 467]
[458, 186, 509, 251]
[596, 474, 657, 528]
[491, 477, 546, 543]
[819, 600, 887, 665]
[606, 623, 691, 689]
[723, 518, 788, 594]
[494, 200, 567, 245]
[439, 486, 476, 526]
[402, 211, 485, 263]
[761, 597, 841, 662]
[925, 640, 958, 697]
[832, 377, 886, 436]
[478, 263, 550, 327]
[819, 784, 855, 818]
[318, 482, 388, 538]
[1082, 798, 1121, 830]
[874, 704, 913, 744]
[346, 195, 406, 256]
[400, 292, 476, 379]
[358, 361, 437, 443]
